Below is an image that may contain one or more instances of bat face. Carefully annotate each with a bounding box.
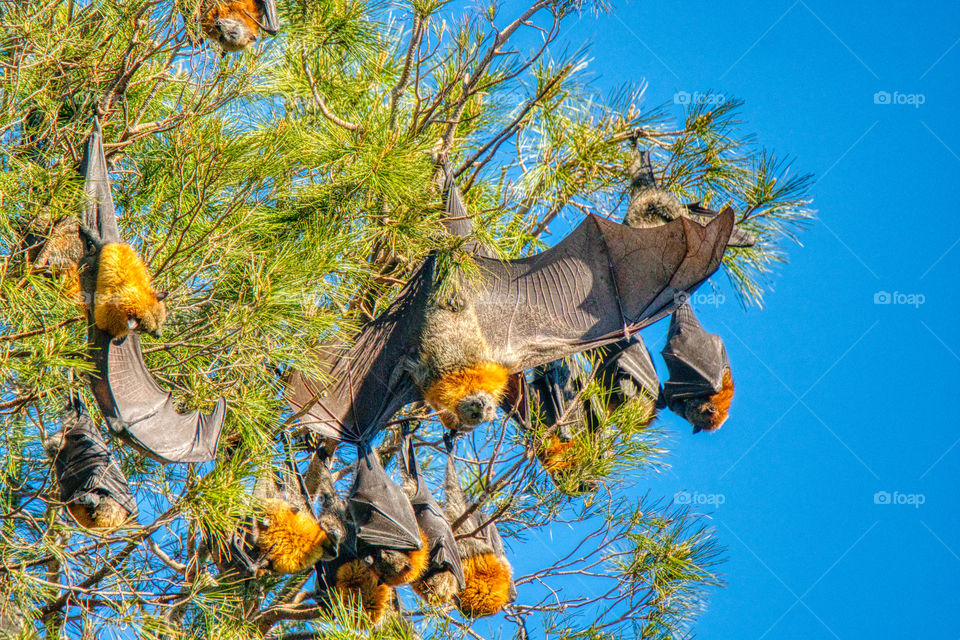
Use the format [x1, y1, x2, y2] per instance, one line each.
[456, 390, 499, 427]
[202, 0, 280, 51]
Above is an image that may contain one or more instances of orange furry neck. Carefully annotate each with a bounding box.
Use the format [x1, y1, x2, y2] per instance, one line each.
[423, 362, 509, 412]
[456, 552, 513, 618]
[258, 501, 330, 574]
[706, 369, 734, 430]
[94, 243, 161, 337]
[335, 560, 393, 625]
[202, 0, 261, 33]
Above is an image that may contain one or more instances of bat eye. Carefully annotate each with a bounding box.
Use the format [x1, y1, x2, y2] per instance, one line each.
[154, 291, 168, 302]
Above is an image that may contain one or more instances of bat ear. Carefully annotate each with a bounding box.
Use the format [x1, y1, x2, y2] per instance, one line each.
[154, 291, 168, 302]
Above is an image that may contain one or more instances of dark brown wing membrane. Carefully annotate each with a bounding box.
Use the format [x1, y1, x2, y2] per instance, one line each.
[257, 0, 281, 34]
[285, 259, 432, 444]
[400, 435, 466, 589]
[595, 336, 660, 404]
[527, 359, 587, 440]
[472, 212, 733, 372]
[440, 157, 494, 258]
[47, 398, 138, 520]
[348, 447, 422, 552]
[660, 302, 730, 405]
[90, 331, 226, 463]
[80, 115, 226, 463]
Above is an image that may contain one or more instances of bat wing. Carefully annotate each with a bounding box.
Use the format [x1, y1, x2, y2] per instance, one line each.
[660, 303, 729, 405]
[80, 116, 120, 244]
[256, 0, 281, 34]
[527, 359, 586, 439]
[348, 447, 422, 552]
[596, 335, 660, 403]
[79, 114, 226, 464]
[401, 435, 466, 589]
[50, 399, 138, 518]
[472, 211, 733, 372]
[286, 259, 432, 444]
[440, 157, 494, 258]
[89, 318, 225, 464]
[686, 203, 756, 247]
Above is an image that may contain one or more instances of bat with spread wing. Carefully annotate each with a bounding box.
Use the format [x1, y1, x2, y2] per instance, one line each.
[44, 397, 138, 530]
[79, 114, 226, 463]
[399, 430, 465, 604]
[201, 0, 280, 52]
[660, 302, 734, 433]
[444, 435, 516, 617]
[286, 157, 733, 443]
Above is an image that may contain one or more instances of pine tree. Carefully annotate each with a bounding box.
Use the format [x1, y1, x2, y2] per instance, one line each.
[0, 1, 813, 638]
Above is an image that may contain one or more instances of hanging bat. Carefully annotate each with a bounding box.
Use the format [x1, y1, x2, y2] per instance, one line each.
[201, 0, 281, 52]
[286, 154, 733, 442]
[444, 436, 516, 618]
[312, 451, 397, 627]
[660, 302, 734, 433]
[251, 460, 344, 574]
[625, 147, 756, 247]
[43, 397, 137, 530]
[399, 431, 465, 604]
[19, 214, 83, 277]
[79, 114, 226, 463]
[347, 445, 427, 586]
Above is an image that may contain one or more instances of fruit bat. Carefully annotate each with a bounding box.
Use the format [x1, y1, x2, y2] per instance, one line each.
[399, 431, 465, 604]
[43, 397, 137, 530]
[19, 214, 83, 277]
[253, 465, 342, 574]
[286, 155, 733, 442]
[660, 302, 734, 433]
[443, 436, 516, 617]
[347, 444, 427, 586]
[78, 114, 226, 463]
[201, 0, 281, 52]
[625, 147, 757, 248]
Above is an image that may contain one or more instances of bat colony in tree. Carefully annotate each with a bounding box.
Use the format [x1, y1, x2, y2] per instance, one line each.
[23, 6, 752, 625]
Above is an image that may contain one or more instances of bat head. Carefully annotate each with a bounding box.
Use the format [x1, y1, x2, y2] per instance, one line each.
[132, 292, 167, 338]
[317, 510, 346, 561]
[413, 569, 460, 605]
[685, 369, 734, 433]
[624, 188, 685, 228]
[455, 390, 499, 427]
[368, 531, 429, 586]
[424, 362, 509, 429]
[202, 4, 259, 52]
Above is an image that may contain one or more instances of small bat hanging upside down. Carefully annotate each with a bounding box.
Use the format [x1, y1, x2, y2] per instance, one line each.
[201, 0, 281, 52]
[44, 398, 138, 530]
[661, 302, 735, 433]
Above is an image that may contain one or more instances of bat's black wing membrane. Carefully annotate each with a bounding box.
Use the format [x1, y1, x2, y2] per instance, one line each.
[80, 115, 226, 464]
[348, 446, 422, 552]
[440, 157, 494, 258]
[595, 335, 661, 405]
[256, 0, 281, 34]
[660, 302, 729, 406]
[49, 398, 138, 521]
[400, 434, 465, 589]
[527, 359, 587, 439]
[470, 211, 733, 373]
[286, 259, 432, 444]
[686, 203, 756, 247]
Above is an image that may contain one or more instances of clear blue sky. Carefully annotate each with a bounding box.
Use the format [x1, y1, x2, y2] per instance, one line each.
[513, 1, 960, 637]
